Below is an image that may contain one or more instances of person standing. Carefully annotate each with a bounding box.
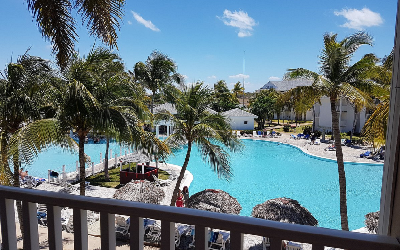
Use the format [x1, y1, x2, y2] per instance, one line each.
[182, 186, 189, 206]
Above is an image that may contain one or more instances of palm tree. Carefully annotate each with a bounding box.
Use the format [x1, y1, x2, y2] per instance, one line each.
[362, 50, 393, 148]
[232, 81, 244, 99]
[25, 0, 125, 68]
[284, 32, 375, 230]
[155, 82, 241, 206]
[0, 53, 73, 239]
[134, 51, 180, 114]
[58, 51, 169, 195]
[84, 48, 151, 181]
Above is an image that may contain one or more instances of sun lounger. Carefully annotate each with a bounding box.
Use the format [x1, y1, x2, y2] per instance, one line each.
[236, 131, 241, 137]
[262, 237, 270, 250]
[144, 218, 161, 242]
[152, 174, 172, 186]
[253, 131, 261, 138]
[115, 216, 130, 239]
[314, 139, 321, 145]
[286, 241, 302, 250]
[360, 151, 371, 158]
[175, 224, 194, 247]
[209, 230, 230, 250]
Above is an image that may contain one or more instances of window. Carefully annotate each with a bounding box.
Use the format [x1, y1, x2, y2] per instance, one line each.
[244, 121, 248, 124]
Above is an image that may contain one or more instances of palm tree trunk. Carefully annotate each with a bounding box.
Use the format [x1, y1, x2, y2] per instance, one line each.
[104, 136, 110, 181]
[351, 110, 358, 142]
[78, 132, 87, 196]
[170, 141, 192, 206]
[330, 97, 349, 231]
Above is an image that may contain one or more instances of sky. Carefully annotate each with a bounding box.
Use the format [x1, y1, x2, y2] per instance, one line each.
[0, 0, 398, 92]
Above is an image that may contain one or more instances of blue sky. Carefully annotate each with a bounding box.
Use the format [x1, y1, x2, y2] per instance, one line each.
[0, 1, 397, 92]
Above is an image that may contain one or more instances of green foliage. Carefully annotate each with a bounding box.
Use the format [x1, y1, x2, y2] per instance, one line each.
[314, 130, 322, 137]
[212, 80, 239, 112]
[283, 125, 290, 132]
[302, 126, 312, 135]
[250, 89, 278, 129]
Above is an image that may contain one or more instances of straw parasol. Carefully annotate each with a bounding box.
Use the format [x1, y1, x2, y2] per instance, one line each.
[187, 189, 242, 215]
[113, 180, 165, 204]
[251, 198, 318, 226]
[121, 152, 151, 163]
[365, 211, 379, 234]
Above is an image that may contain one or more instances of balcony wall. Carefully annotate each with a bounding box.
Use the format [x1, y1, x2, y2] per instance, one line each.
[0, 186, 399, 250]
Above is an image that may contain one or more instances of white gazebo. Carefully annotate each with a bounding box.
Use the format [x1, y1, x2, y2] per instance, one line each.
[222, 108, 258, 130]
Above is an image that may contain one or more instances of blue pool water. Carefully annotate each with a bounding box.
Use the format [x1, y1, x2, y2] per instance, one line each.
[24, 139, 383, 230]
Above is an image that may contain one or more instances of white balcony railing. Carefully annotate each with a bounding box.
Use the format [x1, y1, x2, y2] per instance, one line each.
[0, 185, 399, 250]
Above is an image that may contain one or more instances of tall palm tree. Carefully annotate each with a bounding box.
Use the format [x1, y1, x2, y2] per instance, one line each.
[84, 48, 151, 181]
[0, 53, 72, 239]
[284, 32, 375, 230]
[25, 0, 125, 68]
[134, 51, 180, 114]
[155, 82, 241, 206]
[58, 51, 169, 195]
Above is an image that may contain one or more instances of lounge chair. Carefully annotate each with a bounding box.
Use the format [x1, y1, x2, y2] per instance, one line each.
[236, 131, 241, 137]
[253, 131, 261, 138]
[115, 216, 130, 240]
[314, 139, 321, 145]
[209, 230, 230, 250]
[286, 241, 302, 250]
[360, 151, 371, 158]
[290, 134, 297, 140]
[144, 218, 161, 242]
[152, 174, 172, 186]
[262, 237, 270, 250]
[175, 224, 194, 247]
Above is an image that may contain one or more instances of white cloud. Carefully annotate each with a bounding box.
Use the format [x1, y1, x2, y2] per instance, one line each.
[127, 21, 132, 25]
[334, 8, 383, 30]
[181, 75, 188, 80]
[269, 76, 280, 81]
[208, 75, 217, 79]
[218, 10, 257, 37]
[229, 74, 249, 79]
[131, 11, 160, 32]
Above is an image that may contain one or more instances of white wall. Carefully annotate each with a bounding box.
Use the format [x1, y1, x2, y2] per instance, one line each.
[228, 116, 255, 130]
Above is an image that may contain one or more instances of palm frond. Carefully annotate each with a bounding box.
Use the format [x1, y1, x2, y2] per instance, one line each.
[27, 0, 77, 68]
[340, 83, 373, 111]
[7, 119, 77, 166]
[362, 101, 389, 148]
[197, 138, 232, 180]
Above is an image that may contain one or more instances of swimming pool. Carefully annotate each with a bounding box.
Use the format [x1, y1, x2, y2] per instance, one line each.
[24, 139, 383, 230]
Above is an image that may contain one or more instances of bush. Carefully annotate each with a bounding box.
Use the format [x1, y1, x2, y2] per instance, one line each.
[283, 125, 290, 132]
[313, 130, 322, 138]
[303, 126, 312, 135]
[241, 130, 253, 135]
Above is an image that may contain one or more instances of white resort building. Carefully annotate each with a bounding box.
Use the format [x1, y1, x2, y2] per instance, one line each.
[222, 108, 258, 130]
[260, 79, 369, 133]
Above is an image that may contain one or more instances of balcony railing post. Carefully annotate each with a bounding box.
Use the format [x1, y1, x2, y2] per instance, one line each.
[22, 201, 40, 250]
[129, 216, 144, 250]
[269, 238, 283, 250]
[160, 220, 174, 250]
[47, 205, 63, 250]
[195, 225, 208, 250]
[230, 231, 243, 250]
[0, 198, 17, 250]
[73, 208, 88, 250]
[100, 212, 116, 250]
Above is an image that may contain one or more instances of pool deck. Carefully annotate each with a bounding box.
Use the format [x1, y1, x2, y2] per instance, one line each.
[244, 132, 384, 165]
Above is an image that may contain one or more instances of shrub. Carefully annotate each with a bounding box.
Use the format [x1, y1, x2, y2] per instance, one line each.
[303, 126, 312, 135]
[313, 130, 322, 138]
[283, 125, 290, 132]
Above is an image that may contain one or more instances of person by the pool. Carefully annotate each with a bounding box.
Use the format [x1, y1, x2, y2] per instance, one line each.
[176, 190, 184, 207]
[19, 168, 28, 180]
[182, 186, 189, 206]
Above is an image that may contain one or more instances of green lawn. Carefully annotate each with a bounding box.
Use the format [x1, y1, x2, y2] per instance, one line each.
[85, 163, 170, 188]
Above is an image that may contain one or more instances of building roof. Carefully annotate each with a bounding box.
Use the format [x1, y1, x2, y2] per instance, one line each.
[222, 108, 258, 118]
[260, 79, 313, 92]
[153, 103, 177, 114]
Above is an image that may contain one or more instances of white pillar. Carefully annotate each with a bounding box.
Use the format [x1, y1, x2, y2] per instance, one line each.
[167, 125, 170, 137]
[339, 98, 342, 130]
[142, 163, 144, 174]
[156, 125, 159, 138]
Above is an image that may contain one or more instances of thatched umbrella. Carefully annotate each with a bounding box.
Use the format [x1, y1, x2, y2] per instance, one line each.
[121, 152, 151, 163]
[187, 189, 242, 215]
[113, 180, 165, 204]
[251, 198, 318, 226]
[365, 211, 379, 234]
